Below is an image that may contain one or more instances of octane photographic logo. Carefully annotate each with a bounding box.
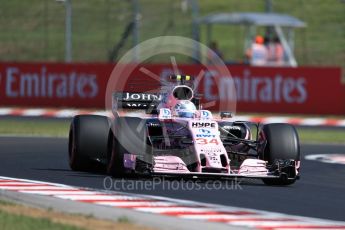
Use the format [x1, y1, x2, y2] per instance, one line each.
[103, 177, 242, 191]
[105, 36, 237, 164]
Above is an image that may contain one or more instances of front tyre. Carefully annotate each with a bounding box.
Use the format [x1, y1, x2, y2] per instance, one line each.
[107, 117, 148, 177]
[68, 115, 110, 171]
[259, 123, 300, 186]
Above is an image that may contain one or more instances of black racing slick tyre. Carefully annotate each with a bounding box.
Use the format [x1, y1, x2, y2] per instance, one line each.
[68, 115, 110, 171]
[260, 123, 300, 186]
[107, 117, 148, 177]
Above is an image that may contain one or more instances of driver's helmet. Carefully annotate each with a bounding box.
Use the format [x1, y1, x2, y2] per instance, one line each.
[174, 100, 196, 118]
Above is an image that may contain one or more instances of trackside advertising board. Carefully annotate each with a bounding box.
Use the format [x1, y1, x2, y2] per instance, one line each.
[0, 62, 343, 115]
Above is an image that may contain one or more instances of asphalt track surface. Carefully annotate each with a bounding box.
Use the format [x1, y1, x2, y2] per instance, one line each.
[1, 136, 345, 222]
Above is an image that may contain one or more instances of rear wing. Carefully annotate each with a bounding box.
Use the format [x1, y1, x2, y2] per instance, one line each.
[112, 92, 162, 114]
[113, 92, 202, 111]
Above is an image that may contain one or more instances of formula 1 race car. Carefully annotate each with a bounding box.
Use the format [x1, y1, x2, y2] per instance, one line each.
[68, 75, 300, 185]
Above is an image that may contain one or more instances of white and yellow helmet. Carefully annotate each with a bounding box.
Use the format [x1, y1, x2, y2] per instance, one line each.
[173, 100, 196, 118]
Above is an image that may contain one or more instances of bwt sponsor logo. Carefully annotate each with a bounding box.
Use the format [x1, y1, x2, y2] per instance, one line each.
[199, 129, 211, 134]
[2, 66, 98, 98]
[203, 70, 308, 104]
[196, 129, 216, 138]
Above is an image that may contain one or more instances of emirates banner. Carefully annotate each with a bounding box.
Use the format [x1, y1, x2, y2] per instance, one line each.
[0, 62, 343, 115]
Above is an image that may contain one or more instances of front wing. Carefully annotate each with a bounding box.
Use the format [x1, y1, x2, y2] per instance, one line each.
[151, 171, 298, 181]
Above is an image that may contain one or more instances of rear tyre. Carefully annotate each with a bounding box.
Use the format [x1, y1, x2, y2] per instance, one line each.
[107, 117, 148, 177]
[260, 123, 300, 186]
[68, 115, 110, 171]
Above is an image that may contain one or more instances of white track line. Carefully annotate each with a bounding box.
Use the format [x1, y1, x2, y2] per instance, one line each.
[21, 190, 97, 195]
[95, 201, 175, 207]
[53, 194, 136, 200]
[134, 207, 214, 213]
[1, 176, 345, 230]
[1, 107, 345, 127]
[0, 186, 76, 190]
[179, 214, 265, 220]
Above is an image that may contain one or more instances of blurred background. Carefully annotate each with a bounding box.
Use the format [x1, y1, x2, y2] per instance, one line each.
[0, 0, 344, 68]
[0, 3, 345, 228]
[0, 0, 344, 116]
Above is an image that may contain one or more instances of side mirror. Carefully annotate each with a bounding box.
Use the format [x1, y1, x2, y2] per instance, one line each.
[220, 112, 233, 119]
[147, 109, 159, 115]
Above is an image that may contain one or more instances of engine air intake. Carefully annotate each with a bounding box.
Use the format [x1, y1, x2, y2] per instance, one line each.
[172, 86, 193, 100]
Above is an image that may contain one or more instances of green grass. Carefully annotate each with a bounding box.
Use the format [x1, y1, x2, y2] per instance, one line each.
[0, 200, 14, 206]
[0, 0, 344, 70]
[250, 125, 345, 144]
[0, 118, 69, 137]
[0, 210, 83, 230]
[0, 118, 344, 144]
[0, 199, 152, 230]
[297, 128, 345, 144]
[117, 216, 131, 224]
